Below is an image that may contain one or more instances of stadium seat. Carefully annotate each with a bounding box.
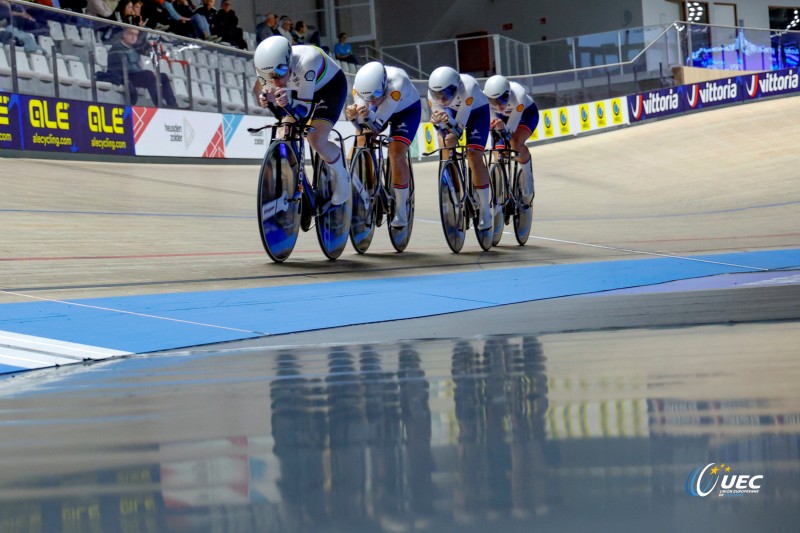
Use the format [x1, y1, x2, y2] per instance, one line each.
[28, 52, 55, 86]
[169, 61, 186, 80]
[172, 77, 190, 108]
[37, 36, 56, 57]
[63, 24, 87, 48]
[46, 21, 65, 44]
[221, 87, 245, 113]
[0, 47, 12, 91]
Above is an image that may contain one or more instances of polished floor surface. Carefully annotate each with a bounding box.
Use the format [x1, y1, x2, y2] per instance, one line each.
[1, 97, 799, 531]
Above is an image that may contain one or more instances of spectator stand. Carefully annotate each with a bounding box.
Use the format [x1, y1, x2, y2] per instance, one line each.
[1, 0, 260, 116]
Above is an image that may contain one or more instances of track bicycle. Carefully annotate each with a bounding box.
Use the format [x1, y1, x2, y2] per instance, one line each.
[250, 106, 351, 262]
[486, 129, 533, 246]
[348, 131, 416, 253]
[424, 133, 493, 253]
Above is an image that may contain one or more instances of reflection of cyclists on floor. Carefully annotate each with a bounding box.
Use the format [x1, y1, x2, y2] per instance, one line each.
[254, 35, 351, 206]
[346, 61, 421, 229]
[451, 335, 550, 521]
[428, 66, 493, 231]
[270, 351, 327, 529]
[268, 343, 437, 531]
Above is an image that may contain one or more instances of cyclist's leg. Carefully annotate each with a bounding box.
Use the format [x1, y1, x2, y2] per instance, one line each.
[511, 103, 538, 202]
[306, 70, 349, 204]
[465, 105, 492, 229]
[387, 101, 421, 228]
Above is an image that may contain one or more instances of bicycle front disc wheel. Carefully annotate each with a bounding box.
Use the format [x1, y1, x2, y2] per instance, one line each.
[438, 160, 465, 253]
[314, 156, 352, 260]
[257, 141, 301, 262]
[489, 163, 506, 247]
[387, 153, 415, 253]
[513, 168, 533, 245]
[349, 148, 377, 254]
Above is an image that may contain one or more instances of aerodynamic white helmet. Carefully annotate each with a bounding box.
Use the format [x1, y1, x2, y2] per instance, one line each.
[254, 35, 292, 84]
[484, 75, 511, 107]
[428, 66, 462, 103]
[353, 62, 388, 102]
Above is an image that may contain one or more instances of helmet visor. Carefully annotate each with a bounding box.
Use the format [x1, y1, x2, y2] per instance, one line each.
[268, 63, 290, 79]
[489, 91, 510, 107]
[431, 85, 457, 103]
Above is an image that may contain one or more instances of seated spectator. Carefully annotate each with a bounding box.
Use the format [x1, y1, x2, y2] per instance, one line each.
[87, 0, 118, 19]
[255, 12, 278, 43]
[277, 15, 293, 43]
[60, 0, 88, 12]
[0, 0, 45, 53]
[139, 0, 167, 30]
[291, 20, 306, 45]
[107, 27, 178, 107]
[193, 0, 216, 34]
[5, 0, 48, 35]
[306, 24, 325, 51]
[334, 32, 358, 64]
[160, 0, 192, 36]
[212, 0, 245, 49]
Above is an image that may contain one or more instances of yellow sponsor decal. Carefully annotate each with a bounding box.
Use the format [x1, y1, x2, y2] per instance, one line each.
[542, 109, 554, 138]
[29, 99, 70, 130]
[579, 104, 591, 132]
[88, 105, 125, 135]
[0, 95, 9, 126]
[611, 98, 624, 125]
[421, 122, 437, 154]
[595, 101, 607, 128]
[352, 88, 357, 96]
[465, 96, 473, 106]
[516, 103, 524, 112]
[557, 107, 570, 135]
[391, 90, 401, 101]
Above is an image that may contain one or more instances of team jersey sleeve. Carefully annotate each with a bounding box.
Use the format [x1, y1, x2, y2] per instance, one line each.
[369, 87, 403, 131]
[505, 85, 527, 133]
[453, 77, 476, 131]
[286, 55, 320, 118]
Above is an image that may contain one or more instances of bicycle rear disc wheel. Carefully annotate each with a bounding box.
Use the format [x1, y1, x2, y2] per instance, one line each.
[489, 163, 506, 246]
[438, 160, 465, 253]
[314, 155, 351, 260]
[257, 141, 301, 262]
[513, 168, 533, 245]
[348, 148, 377, 254]
[388, 154, 415, 253]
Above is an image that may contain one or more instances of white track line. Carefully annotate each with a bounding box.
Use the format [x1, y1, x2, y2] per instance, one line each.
[0, 290, 265, 335]
[0, 330, 130, 359]
[416, 217, 769, 272]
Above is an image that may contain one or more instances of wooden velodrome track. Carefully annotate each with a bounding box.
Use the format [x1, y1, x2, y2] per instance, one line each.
[1, 95, 798, 307]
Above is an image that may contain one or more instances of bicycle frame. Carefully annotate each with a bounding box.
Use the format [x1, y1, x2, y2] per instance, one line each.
[348, 131, 393, 218]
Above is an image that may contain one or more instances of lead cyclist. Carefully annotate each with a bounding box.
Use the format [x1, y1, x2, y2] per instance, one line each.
[253, 35, 350, 206]
[345, 61, 422, 228]
[482, 75, 538, 204]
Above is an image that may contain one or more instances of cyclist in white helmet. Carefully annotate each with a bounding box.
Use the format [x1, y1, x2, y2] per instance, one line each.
[427, 66, 492, 230]
[483, 75, 538, 203]
[253, 35, 350, 205]
[345, 61, 421, 228]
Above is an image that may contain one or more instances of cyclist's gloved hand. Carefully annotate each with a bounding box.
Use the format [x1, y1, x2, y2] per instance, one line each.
[274, 88, 290, 107]
[345, 104, 359, 121]
[490, 118, 505, 131]
[259, 88, 277, 108]
[430, 110, 449, 125]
